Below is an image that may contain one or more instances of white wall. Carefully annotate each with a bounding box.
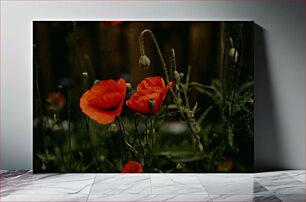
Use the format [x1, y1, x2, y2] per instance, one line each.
[1, 0, 304, 170]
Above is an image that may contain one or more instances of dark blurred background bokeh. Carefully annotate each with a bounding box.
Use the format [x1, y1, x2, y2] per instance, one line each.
[34, 21, 253, 101]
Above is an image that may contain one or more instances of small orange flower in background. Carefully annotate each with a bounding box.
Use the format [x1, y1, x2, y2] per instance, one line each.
[80, 78, 126, 124]
[46, 92, 66, 111]
[103, 21, 123, 25]
[217, 159, 234, 172]
[126, 76, 171, 115]
[121, 160, 142, 173]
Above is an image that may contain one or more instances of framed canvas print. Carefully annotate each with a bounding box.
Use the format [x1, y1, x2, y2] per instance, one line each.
[33, 21, 254, 173]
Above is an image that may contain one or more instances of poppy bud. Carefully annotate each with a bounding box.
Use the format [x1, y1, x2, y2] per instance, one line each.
[126, 83, 132, 91]
[173, 70, 180, 80]
[94, 80, 100, 85]
[149, 99, 155, 109]
[139, 55, 150, 69]
[198, 142, 204, 152]
[176, 162, 185, 170]
[82, 72, 88, 78]
[179, 73, 184, 79]
[248, 98, 254, 105]
[187, 110, 194, 119]
[229, 48, 238, 63]
[109, 123, 118, 133]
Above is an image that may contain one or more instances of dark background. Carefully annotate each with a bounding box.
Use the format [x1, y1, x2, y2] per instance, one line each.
[33, 21, 253, 100]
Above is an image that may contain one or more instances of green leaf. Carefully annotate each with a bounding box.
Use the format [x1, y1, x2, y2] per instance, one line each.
[238, 80, 254, 94]
[198, 105, 214, 126]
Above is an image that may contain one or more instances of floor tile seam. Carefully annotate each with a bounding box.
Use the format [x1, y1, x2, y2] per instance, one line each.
[255, 180, 290, 200]
[86, 174, 97, 202]
[195, 175, 215, 201]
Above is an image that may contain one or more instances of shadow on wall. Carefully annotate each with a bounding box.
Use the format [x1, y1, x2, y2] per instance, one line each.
[254, 24, 283, 172]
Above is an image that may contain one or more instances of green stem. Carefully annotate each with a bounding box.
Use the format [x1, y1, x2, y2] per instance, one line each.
[84, 116, 101, 170]
[117, 117, 139, 158]
[144, 118, 150, 152]
[133, 113, 146, 169]
[67, 88, 72, 171]
[139, 29, 170, 83]
[144, 117, 151, 172]
[184, 65, 191, 110]
[170, 49, 177, 73]
[149, 114, 154, 154]
[34, 52, 42, 115]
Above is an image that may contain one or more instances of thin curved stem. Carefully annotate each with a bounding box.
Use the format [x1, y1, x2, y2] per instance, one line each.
[133, 113, 146, 169]
[84, 116, 101, 170]
[68, 88, 72, 171]
[170, 48, 177, 73]
[149, 114, 154, 154]
[117, 117, 139, 157]
[139, 29, 169, 83]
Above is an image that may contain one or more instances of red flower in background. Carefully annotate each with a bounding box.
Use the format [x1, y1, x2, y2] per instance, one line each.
[126, 76, 171, 115]
[110, 21, 123, 25]
[217, 159, 234, 172]
[46, 92, 66, 111]
[80, 78, 126, 124]
[121, 161, 142, 173]
[104, 21, 123, 25]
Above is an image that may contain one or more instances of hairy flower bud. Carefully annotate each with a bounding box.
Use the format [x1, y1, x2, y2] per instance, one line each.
[179, 73, 184, 79]
[229, 48, 238, 63]
[94, 80, 100, 85]
[139, 55, 150, 69]
[109, 123, 118, 133]
[126, 83, 132, 91]
[176, 162, 185, 170]
[173, 71, 180, 83]
[82, 72, 88, 78]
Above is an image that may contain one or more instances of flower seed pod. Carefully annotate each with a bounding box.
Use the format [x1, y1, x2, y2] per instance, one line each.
[109, 123, 118, 133]
[176, 162, 185, 170]
[82, 72, 88, 78]
[229, 48, 238, 63]
[173, 71, 180, 83]
[179, 73, 184, 79]
[93, 80, 100, 85]
[139, 55, 150, 69]
[187, 110, 194, 119]
[198, 142, 204, 152]
[126, 83, 132, 91]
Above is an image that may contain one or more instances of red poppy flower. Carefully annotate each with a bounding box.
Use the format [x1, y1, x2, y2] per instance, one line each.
[126, 76, 171, 115]
[121, 160, 142, 173]
[80, 78, 126, 124]
[217, 159, 234, 172]
[46, 92, 66, 111]
[104, 21, 123, 25]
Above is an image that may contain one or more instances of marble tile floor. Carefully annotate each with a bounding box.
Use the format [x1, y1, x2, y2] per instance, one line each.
[0, 170, 305, 202]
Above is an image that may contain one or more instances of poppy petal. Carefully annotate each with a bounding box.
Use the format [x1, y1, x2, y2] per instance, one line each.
[80, 90, 117, 124]
[88, 92, 122, 109]
[121, 160, 142, 173]
[80, 78, 126, 124]
[137, 76, 165, 91]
